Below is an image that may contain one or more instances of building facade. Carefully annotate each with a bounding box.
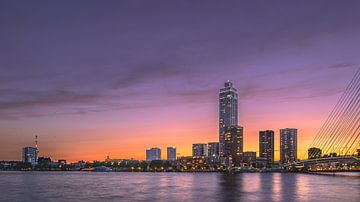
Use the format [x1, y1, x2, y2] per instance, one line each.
[22, 147, 38, 165]
[192, 144, 208, 157]
[280, 128, 298, 164]
[242, 151, 256, 165]
[219, 81, 238, 156]
[208, 142, 220, 157]
[259, 130, 275, 165]
[223, 125, 243, 164]
[167, 147, 176, 161]
[146, 148, 161, 161]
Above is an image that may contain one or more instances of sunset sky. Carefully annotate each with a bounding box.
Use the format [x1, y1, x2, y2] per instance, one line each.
[0, 1, 359, 162]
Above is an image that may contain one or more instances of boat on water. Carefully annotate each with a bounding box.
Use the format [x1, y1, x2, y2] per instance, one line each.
[81, 166, 112, 172]
[260, 167, 284, 173]
[81, 167, 94, 172]
[230, 167, 258, 173]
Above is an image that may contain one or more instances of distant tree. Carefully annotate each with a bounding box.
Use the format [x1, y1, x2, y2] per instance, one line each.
[163, 161, 172, 169]
[119, 161, 128, 168]
[35, 157, 52, 170]
[16, 162, 32, 170]
[104, 162, 112, 167]
[140, 161, 148, 171]
[92, 161, 103, 167]
[84, 162, 93, 168]
[149, 160, 163, 171]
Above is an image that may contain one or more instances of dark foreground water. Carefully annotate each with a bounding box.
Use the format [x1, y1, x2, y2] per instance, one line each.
[0, 172, 359, 202]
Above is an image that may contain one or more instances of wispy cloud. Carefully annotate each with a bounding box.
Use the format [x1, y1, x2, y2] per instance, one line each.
[329, 63, 355, 69]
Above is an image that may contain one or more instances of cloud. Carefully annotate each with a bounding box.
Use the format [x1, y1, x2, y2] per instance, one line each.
[0, 89, 101, 110]
[329, 63, 356, 69]
[0, 1, 359, 121]
[0, 88, 104, 119]
[0, 66, 351, 120]
[109, 62, 192, 89]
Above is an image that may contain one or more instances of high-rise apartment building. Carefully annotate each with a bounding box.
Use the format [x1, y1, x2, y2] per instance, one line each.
[259, 130, 275, 165]
[192, 144, 208, 157]
[146, 148, 161, 161]
[223, 125, 243, 164]
[280, 128, 298, 164]
[167, 147, 176, 161]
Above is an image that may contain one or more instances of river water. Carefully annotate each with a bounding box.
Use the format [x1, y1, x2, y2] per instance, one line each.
[0, 172, 359, 202]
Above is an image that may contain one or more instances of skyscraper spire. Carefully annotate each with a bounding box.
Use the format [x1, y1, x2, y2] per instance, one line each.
[35, 135, 37, 148]
[35, 135, 39, 162]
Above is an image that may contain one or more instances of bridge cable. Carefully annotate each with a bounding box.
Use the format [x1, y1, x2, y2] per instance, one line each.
[323, 86, 360, 155]
[308, 69, 360, 158]
[320, 76, 360, 155]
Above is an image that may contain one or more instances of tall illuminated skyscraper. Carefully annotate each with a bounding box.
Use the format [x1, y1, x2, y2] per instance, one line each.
[280, 128, 298, 164]
[219, 81, 238, 156]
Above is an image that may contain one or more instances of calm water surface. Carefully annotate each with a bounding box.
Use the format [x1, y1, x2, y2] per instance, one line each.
[0, 172, 359, 202]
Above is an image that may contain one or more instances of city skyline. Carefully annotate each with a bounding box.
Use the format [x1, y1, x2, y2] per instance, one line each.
[1, 1, 360, 202]
[2, 76, 358, 163]
[1, 1, 360, 162]
[3, 81, 345, 163]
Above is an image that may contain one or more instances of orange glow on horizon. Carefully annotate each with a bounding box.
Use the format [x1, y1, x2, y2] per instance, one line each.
[0, 79, 342, 163]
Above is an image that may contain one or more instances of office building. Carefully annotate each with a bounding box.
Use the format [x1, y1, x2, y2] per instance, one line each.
[167, 147, 176, 161]
[146, 148, 161, 161]
[280, 128, 298, 164]
[308, 147, 322, 159]
[22, 147, 38, 165]
[192, 144, 208, 157]
[259, 130, 275, 165]
[219, 81, 238, 156]
[208, 142, 220, 157]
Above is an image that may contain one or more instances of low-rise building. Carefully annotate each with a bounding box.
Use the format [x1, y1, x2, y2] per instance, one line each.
[308, 147, 322, 159]
[242, 151, 256, 166]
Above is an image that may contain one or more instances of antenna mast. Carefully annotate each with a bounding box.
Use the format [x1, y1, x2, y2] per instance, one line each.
[35, 135, 39, 157]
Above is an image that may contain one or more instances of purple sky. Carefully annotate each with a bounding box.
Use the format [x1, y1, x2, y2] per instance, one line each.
[0, 1, 359, 161]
